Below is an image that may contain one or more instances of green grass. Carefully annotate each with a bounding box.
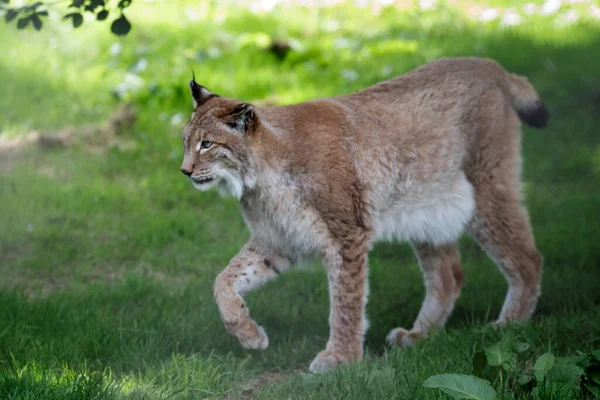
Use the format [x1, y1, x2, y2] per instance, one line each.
[1, 0, 600, 398]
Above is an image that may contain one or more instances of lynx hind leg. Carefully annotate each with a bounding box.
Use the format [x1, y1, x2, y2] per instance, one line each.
[214, 245, 291, 350]
[466, 110, 543, 324]
[387, 243, 464, 347]
[467, 192, 542, 324]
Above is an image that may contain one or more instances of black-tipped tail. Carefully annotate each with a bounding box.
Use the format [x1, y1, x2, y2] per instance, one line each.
[516, 100, 550, 129]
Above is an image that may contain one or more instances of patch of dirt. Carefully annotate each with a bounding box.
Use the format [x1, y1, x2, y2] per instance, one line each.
[0, 104, 137, 173]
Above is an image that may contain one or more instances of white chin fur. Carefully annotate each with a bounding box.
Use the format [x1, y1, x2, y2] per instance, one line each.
[192, 179, 218, 191]
[215, 169, 244, 199]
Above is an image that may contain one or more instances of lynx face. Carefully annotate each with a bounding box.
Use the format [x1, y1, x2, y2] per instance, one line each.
[180, 80, 255, 199]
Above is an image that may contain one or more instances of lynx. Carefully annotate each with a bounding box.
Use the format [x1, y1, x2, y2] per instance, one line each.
[179, 57, 549, 373]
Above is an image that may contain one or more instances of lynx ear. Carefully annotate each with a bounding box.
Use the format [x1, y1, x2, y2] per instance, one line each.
[229, 103, 255, 132]
[190, 74, 217, 108]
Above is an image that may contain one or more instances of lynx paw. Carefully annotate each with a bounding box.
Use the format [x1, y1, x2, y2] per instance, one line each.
[234, 318, 269, 350]
[386, 328, 424, 348]
[309, 351, 348, 373]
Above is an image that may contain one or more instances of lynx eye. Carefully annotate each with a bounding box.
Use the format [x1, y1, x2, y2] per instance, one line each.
[197, 140, 213, 152]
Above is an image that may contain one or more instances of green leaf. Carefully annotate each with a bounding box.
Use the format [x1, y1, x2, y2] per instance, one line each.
[546, 361, 584, 398]
[473, 351, 487, 377]
[587, 364, 600, 385]
[23, 1, 41, 11]
[533, 353, 555, 382]
[64, 12, 83, 28]
[96, 9, 108, 20]
[4, 9, 17, 22]
[31, 13, 41, 30]
[70, 0, 84, 7]
[16, 16, 28, 29]
[517, 373, 532, 385]
[563, 354, 591, 368]
[111, 14, 131, 36]
[514, 342, 531, 353]
[592, 350, 600, 362]
[484, 334, 515, 369]
[423, 374, 497, 400]
[117, 0, 131, 9]
[584, 383, 600, 399]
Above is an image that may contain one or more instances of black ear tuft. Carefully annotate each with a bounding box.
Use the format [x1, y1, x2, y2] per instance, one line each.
[189, 74, 217, 108]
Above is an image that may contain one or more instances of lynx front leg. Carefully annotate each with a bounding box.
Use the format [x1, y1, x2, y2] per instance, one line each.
[214, 239, 291, 350]
[309, 236, 369, 373]
[387, 243, 464, 348]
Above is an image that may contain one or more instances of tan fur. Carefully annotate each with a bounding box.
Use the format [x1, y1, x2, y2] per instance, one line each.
[180, 57, 547, 373]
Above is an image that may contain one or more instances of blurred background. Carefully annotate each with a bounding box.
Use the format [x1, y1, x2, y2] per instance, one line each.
[1, 0, 599, 399]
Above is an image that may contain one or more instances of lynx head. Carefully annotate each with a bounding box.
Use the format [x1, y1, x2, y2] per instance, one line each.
[180, 77, 257, 199]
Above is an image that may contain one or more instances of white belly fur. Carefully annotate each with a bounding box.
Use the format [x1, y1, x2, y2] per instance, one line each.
[373, 175, 475, 246]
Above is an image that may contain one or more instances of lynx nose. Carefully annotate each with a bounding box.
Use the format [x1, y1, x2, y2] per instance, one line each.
[181, 167, 192, 177]
[180, 158, 194, 177]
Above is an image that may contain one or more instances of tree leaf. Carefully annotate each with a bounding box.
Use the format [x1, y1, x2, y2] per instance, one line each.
[16, 16, 28, 29]
[592, 350, 600, 362]
[97, 10, 108, 20]
[111, 14, 130, 36]
[117, 0, 131, 9]
[4, 9, 18, 22]
[31, 13, 42, 30]
[64, 12, 83, 28]
[70, 0, 84, 7]
[533, 352, 555, 382]
[24, 1, 41, 11]
[423, 374, 497, 400]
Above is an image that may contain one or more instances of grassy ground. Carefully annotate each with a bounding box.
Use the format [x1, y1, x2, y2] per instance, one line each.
[1, 0, 600, 398]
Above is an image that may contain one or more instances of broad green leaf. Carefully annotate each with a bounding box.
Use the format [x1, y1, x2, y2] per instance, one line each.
[423, 374, 497, 400]
[501, 352, 517, 371]
[545, 361, 584, 399]
[547, 360, 583, 383]
[562, 354, 591, 368]
[584, 383, 600, 399]
[517, 373, 532, 385]
[592, 350, 600, 362]
[514, 342, 531, 353]
[533, 353, 555, 382]
[484, 335, 515, 369]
